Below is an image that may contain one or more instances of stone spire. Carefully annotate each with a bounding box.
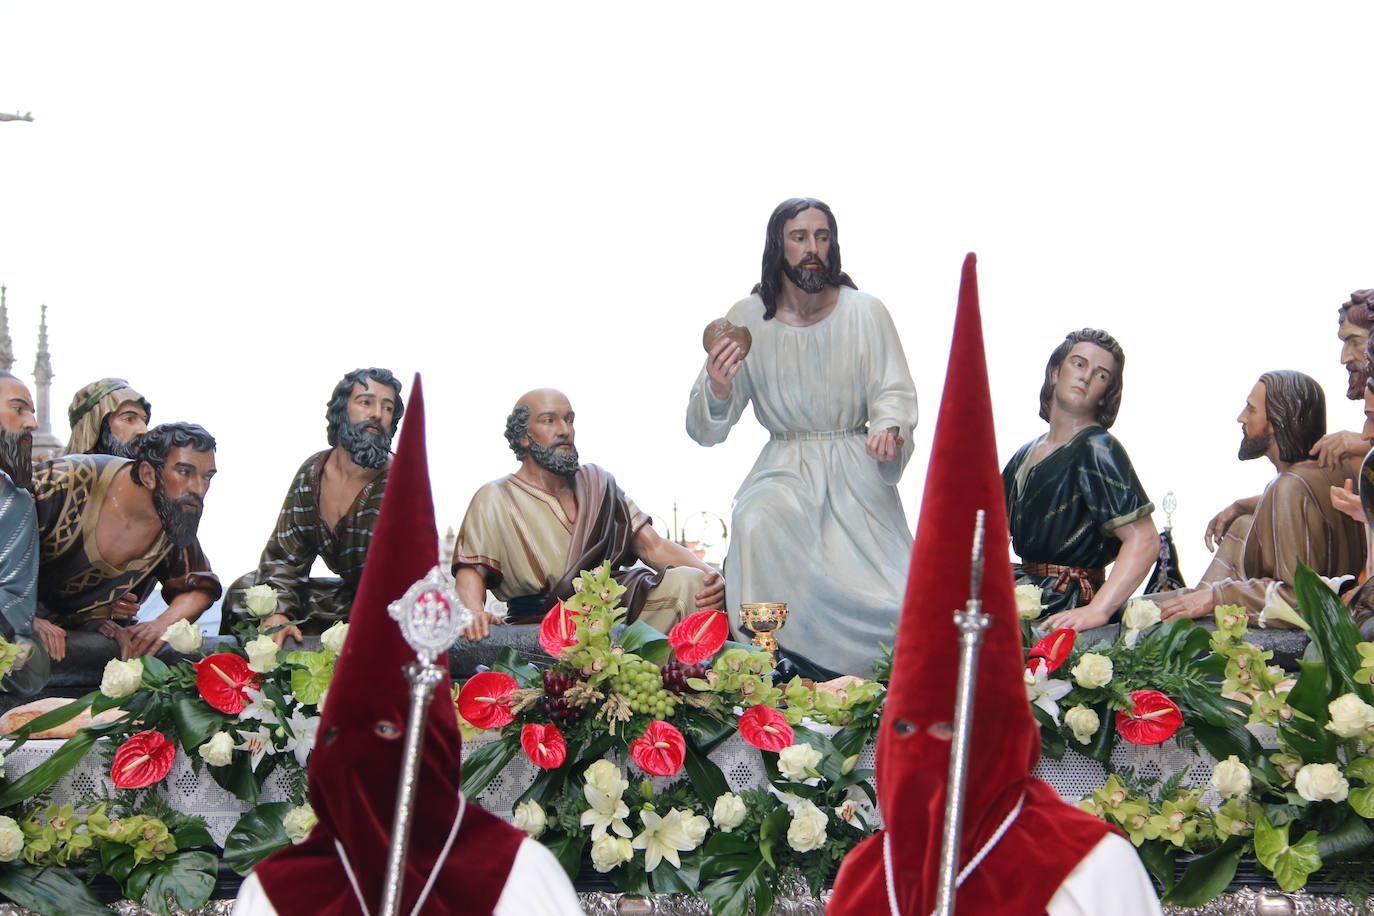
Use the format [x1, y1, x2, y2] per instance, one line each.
[0, 286, 13, 372]
[31, 304, 61, 461]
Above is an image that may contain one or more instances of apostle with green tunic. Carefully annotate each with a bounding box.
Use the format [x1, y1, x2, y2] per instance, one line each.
[1003, 329, 1158, 631]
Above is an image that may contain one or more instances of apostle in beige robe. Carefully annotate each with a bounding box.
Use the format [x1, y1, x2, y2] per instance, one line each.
[453, 389, 724, 636]
[1158, 371, 1364, 624]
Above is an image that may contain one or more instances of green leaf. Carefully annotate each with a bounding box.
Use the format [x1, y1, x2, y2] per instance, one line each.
[224, 801, 292, 875]
[208, 749, 259, 804]
[683, 742, 728, 805]
[1273, 829, 1323, 893]
[701, 830, 776, 916]
[1294, 565, 1372, 704]
[101, 841, 138, 885]
[618, 620, 667, 654]
[173, 821, 217, 850]
[141, 654, 171, 683]
[137, 849, 219, 916]
[1317, 812, 1374, 860]
[490, 647, 540, 685]
[541, 831, 586, 881]
[758, 804, 789, 870]
[0, 728, 99, 807]
[1254, 816, 1285, 869]
[1163, 836, 1243, 906]
[170, 696, 225, 754]
[1346, 756, 1374, 783]
[790, 727, 843, 781]
[0, 861, 112, 916]
[1348, 785, 1374, 819]
[460, 734, 519, 798]
[650, 851, 700, 893]
[1135, 841, 1176, 896]
[1190, 721, 1262, 763]
[1286, 661, 1332, 720]
[1177, 685, 1247, 729]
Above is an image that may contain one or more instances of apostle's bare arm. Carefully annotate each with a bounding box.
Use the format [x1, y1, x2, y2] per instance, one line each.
[631, 526, 725, 609]
[454, 565, 499, 641]
[126, 588, 215, 658]
[1043, 516, 1159, 631]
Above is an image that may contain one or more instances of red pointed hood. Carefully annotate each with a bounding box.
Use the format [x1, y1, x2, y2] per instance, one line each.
[255, 375, 522, 915]
[830, 255, 1112, 915]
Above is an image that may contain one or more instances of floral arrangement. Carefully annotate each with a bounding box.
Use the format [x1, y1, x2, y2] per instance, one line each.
[0, 585, 333, 915]
[455, 563, 883, 915]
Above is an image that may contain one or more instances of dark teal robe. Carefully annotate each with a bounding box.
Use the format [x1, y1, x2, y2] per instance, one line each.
[1002, 427, 1153, 614]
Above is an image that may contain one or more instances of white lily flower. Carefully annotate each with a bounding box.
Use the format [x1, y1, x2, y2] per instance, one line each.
[238, 688, 282, 726]
[1024, 665, 1072, 724]
[580, 789, 633, 840]
[1258, 582, 1311, 631]
[281, 708, 321, 767]
[632, 808, 695, 872]
[234, 726, 277, 771]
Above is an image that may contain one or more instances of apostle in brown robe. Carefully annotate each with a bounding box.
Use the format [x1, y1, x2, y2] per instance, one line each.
[1160, 371, 1363, 624]
[453, 389, 724, 635]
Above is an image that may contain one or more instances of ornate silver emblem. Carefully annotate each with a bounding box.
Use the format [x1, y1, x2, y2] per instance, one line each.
[386, 565, 474, 665]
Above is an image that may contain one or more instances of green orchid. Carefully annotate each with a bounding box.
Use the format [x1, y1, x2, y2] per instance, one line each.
[1146, 800, 1200, 848]
[1356, 642, 1374, 685]
[1213, 797, 1261, 839]
[1214, 604, 1249, 642]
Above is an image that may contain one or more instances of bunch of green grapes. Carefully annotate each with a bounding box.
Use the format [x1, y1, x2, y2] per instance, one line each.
[609, 658, 678, 718]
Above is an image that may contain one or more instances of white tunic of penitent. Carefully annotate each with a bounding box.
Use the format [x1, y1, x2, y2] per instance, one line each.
[686, 287, 918, 676]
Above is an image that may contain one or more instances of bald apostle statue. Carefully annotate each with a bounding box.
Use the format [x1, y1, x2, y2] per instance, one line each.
[454, 389, 724, 637]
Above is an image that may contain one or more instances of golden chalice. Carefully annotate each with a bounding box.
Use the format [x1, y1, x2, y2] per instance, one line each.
[738, 602, 788, 659]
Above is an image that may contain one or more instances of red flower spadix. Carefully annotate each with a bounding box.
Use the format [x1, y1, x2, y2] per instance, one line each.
[539, 601, 580, 657]
[1115, 690, 1183, 745]
[521, 722, 567, 769]
[630, 720, 686, 777]
[669, 610, 728, 665]
[457, 671, 519, 730]
[196, 653, 259, 714]
[737, 705, 794, 752]
[1027, 627, 1077, 675]
[112, 730, 177, 789]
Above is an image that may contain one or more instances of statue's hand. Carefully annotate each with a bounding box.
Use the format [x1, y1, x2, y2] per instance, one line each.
[111, 592, 141, 620]
[32, 618, 67, 663]
[694, 572, 725, 610]
[261, 613, 304, 649]
[1204, 502, 1242, 552]
[1332, 479, 1366, 524]
[706, 336, 744, 401]
[463, 609, 501, 642]
[1311, 430, 1370, 470]
[1159, 589, 1215, 622]
[865, 427, 904, 463]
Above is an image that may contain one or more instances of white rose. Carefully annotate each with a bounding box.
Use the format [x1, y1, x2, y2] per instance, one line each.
[786, 800, 828, 853]
[1327, 693, 1374, 739]
[585, 758, 628, 799]
[1210, 756, 1253, 797]
[513, 800, 547, 838]
[1121, 598, 1161, 637]
[198, 732, 234, 767]
[282, 804, 317, 845]
[590, 834, 634, 872]
[1295, 763, 1349, 803]
[0, 815, 23, 862]
[1063, 705, 1100, 746]
[163, 619, 203, 654]
[1071, 653, 1113, 689]
[243, 584, 279, 618]
[681, 812, 710, 849]
[1014, 584, 1044, 620]
[777, 743, 823, 784]
[244, 635, 280, 674]
[320, 621, 349, 654]
[100, 657, 144, 699]
[712, 792, 747, 832]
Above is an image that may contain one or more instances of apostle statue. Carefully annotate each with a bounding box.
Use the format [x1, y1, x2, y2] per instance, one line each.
[454, 388, 723, 637]
[1160, 371, 1364, 623]
[1309, 290, 1374, 470]
[31, 423, 220, 668]
[686, 198, 917, 678]
[1007, 330, 1159, 632]
[223, 368, 402, 644]
[61, 378, 151, 458]
[0, 372, 46, 697]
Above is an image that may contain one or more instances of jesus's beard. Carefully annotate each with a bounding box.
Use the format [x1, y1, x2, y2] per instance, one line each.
[0, 429, 32, 489]
[782, 257, 829, 294]
[1238, 430, 1272, 461]
[528, 438, 580, 477]
[153, 481, 204, 548]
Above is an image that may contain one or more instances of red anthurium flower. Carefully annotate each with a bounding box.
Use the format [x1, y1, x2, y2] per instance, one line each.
[112, 730, 176, 790]
[630, 720, 687, 777]
[1115, 690, 1183, 745]
[195, 653, 259, 714]
[737, 704, 794, 752]
[1027, 628, 1077, 675]
[457, 672, 519, 730]
[539, 601, 580, 657]
[521, 723, 567, 769]
[669, 610, 728, 665]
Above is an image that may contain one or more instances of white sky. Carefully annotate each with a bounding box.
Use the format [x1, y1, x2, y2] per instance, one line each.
[1, 3, 1372, 594]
